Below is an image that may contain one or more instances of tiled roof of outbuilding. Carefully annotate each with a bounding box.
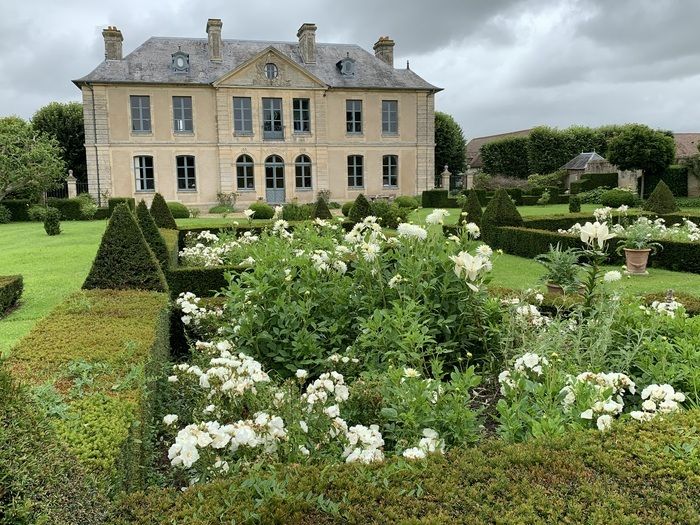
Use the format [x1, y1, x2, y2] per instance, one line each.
[560, 152, 606, 170]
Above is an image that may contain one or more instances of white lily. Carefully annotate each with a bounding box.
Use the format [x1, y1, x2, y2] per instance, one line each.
[579, 221, 615, 250]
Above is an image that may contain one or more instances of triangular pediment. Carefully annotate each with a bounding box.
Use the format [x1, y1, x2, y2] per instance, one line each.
[213, 47, 327, 89]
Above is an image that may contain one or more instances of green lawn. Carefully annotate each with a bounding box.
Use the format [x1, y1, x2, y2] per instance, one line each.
[0, 221, 105, 355]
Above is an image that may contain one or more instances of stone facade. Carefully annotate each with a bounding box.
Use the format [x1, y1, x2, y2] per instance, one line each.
[75, 20, 439, 208]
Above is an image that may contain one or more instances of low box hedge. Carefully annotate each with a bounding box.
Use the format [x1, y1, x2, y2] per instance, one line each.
[115, 410, 700, 524]
[0, 274, 23, 316]
[1, 199, 31, 221]
[160, 228, 180, 268]
[421, 190, 459, 208]
[167, 265, 247, 298]
[46, 197, 84, 220]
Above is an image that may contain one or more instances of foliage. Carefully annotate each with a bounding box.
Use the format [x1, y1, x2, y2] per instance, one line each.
[461, 190, 483, 228]
[393, 195, 420, 209]
[0, 275, 22, 316]
[481, 188, 524, 242]
[282, 200, 314, 221]
[570, 172, 619, 195]
[661, 164, 689, 197]
[0, 205, 10, 224]
[607, 124, 676, 177]
[150, 193, 178, 229]
[313, 196, 333, 220]
[537, 189, 551, 206]
[348, 194, 372, 223]
[369, 199, 407, 229]
[208, 204, 235, 214]
[0, 116, 65, 201]
[341, 201, 354, 217]
[434, 111, 466, 175]
[527, 170, 566, 191]
[108, 197, 135, 217]
[83, 203, 167, 292]
[643, 180, 679, 214]
[569, 195, 581, 213]
[249, 201, 275, 220]
[166, 201, 190, 219]
[166, 265, 244, 298]
[216, 192, 239, 209]
[0, 199, 30, 221]
[534, 244, 580, 289]
[46, 197, 83, 220]
[599, 188, 638, 208]
[480, 136, 530, 178]
[577, 186, 612, 203]
[615, 219, 664, 252]
[43, 207, 61, 236]
[32, 101, 87, 183]
[136, 200, 170, 270]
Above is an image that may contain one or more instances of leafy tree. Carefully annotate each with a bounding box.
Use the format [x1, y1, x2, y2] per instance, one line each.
[32, 102, 86, 183]
[435, 112, 466, 177]
[607, 124, 676, 178]
[149, 193, 178, 229]
[480, 137, 530, 179]
[0, 116, 65, 201]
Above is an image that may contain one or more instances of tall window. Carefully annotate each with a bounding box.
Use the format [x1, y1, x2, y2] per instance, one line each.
[347, 155, 364, 188]
[233, 97, 253, 134]
[134, 155, 154, 191]
[176, 155, 196, 190]
[262, 98, 283, 139]
[173, 96, 193, 132]
[382, 100, 398, 134]
[346, 100, 362, 134]
[295, 155, 312, 189]
[236, 154, 255, 190]
[130, 95, 151, 132]
[293, 98, 310, 133]
[383, 155, 398, 187]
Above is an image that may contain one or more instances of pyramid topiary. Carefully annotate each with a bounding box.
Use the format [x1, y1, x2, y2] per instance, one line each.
[481, 188, 523, 242]
[83, 203, 167, 292]
[643, 180, 678, 214]
[313, 196, 333, 220]
[461, 190, 483, 228]
[150, 193, 177, 229]
[348, 193, 371, 223]
[136, 200, 170, 270]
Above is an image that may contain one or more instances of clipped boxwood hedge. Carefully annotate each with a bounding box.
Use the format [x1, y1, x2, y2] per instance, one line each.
[116, 410, 700, 524]
[0, 199, 31, 221]
[166, 201, 190, 219]
[46, 197, 84, 220]
[108, 197, 135, 217]
[421, 190, 459, 208]
[0, 274, 23, 316]
[167, 265, 246, 298]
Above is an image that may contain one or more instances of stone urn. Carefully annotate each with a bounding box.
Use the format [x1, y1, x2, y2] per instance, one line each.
[546, 283, 565, 295]
[624, 248, 651, 275]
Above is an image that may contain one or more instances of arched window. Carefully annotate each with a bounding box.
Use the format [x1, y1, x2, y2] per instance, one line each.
[295, 155, 312, 189]
[382, 155, 398, 188]
[236, 154, 255, 190]
[176, 155, 196, 190]
[134, 155, 155, 191]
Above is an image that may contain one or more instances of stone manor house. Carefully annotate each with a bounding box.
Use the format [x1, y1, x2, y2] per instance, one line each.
[74, 19, 440, 208]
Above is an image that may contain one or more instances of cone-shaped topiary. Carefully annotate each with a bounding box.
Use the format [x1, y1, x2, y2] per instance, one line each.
[83, 203, 167, 291]
[461, 190, 483, 228]
[313, 196, 333, 220]
[481, 188, 523, 242]
[150, 192, 177, 229]
[643, 180, 678, 214]
[348, 193, 371, 223]
[136, 200, 170, 269]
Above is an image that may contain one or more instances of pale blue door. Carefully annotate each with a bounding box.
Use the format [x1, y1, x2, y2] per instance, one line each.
[265, 155, 285, 204]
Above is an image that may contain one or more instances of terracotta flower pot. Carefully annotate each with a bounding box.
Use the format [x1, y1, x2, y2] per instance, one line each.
[624, 248, 651, 275]
[546, 283, 565, 295]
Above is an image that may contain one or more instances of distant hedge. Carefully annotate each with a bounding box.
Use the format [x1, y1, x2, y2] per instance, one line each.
[46, 197, 83, 220]
[0, 199, 31, 221]
[570, 172, 618, 194]
[480, 136, 530, 179]
[0, 275, 23, 316]
[421, 190, 459, 208]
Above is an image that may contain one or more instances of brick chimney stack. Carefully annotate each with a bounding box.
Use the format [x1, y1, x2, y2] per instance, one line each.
[373, 36, 395, 67]
[297, 23, 317, 64]
[206, 18, 223, 62]
[102, 26, 123, 60]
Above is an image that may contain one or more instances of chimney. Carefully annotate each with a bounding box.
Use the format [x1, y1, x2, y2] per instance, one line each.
[206, 18, 223, 62]
[297, 23, 317, 64]
[102, 26, 123, 60]
[373, 36, 395, 67]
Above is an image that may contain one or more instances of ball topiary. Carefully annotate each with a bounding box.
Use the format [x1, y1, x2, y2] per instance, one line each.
[249, 201, 275, 220]
[348, 194, 371, 223]
[83, 203, 167, 292]
[136, 200, 170, 270]
[599, 188, 638, 208]
[313, 196, 333, 220]
[461, 190, 483, 227]
[43, 207, 61, 235]
[166, 201, 190, 219]
[481, 188, 523, 242]
[569, 195, 581, 213]
[643, 180, 679, 214]
[341, 201, 354, 217]
[149, 193, 177, 229]
[0, 204, 11, 224]
[394, 195, 420, 209]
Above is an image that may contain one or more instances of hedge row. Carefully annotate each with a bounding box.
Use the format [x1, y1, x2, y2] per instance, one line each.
[8, 289, 170, 492]
[0, 275, 23, 316]
[166, 265, 246, 298]
[518, 211, 700, 233]
[0, 199, 31, 221]
[46, 197, 84, 220]
[160, 228, 180, 269]
[421, 190, 459, 208]
[570, 172, 618, 194]
[115, 410, 700, 524]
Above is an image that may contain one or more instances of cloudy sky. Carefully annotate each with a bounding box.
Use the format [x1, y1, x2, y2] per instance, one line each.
[1, 0, 698, 139]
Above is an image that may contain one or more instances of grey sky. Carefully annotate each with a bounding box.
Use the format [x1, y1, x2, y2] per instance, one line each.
[1, 0, 698, 139]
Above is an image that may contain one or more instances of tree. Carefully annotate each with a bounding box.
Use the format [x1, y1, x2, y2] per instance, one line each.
[480, 137, 530, 179]
[32, 102, 87, 183]
[607, 124, 676, 178]
[435, 112, 466, 177]
[0, 116, 65, 201]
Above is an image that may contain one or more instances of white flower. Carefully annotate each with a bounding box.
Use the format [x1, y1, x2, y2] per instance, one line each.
[425, 208, 450, 225]
[163, 414, 179, 426]
[403, 367, 420, 378]
[596, 414, 613, 432]
[464, 222, 481, 239]
[243, 209, 255, 220]
[273, 205, 284, 219]
[450, 251, 487, 283]
[324, 404, 341, 418]
[167, 375, 179, 383]
[476, 244, 492, 258]
[299, 421, 308, 433]
[299, 446, 310, 456]
[396, 223, 428, 240]
[604, 271, 622, 282]
[535, 293, 544, 304]
[388, 274, 403, 288]
[617, 205, 629, 213]
[295, 369, 308, 380]
[579, 221, 616, 250]
[580, 409, 593, 420]
[403, 447, 427, 460]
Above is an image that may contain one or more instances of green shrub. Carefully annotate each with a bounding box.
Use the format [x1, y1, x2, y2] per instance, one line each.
[83, 203, 167, 292]
[166, 265, 246, 298]
[0, 275, 22, 316]
[569, 195, 581, 213]
[600, 188, 638, 208]
[149, 193, 177, 229]
[341, 201, 354, 217]
[108, 197, 135, 217]
[643, 180, 679, 214]
[249, 201, 275, 220]
[0, 199, 31, 221]
[313, 196, 333, 220]
[349, 193, 372, 223]
[44, 207, 61, 236]
[421, 190, 459, 208]
[46, 198, 83, 220]
[208, 204, 236, 214]
[527, 171, 566, 191]
[570, 172, 618, 194]
[166, 201, 190, 219]
[369, 199, 403, 229]
[27, 205, 47, 222]
[0, 204, 10, 224]
[282, 201, 314, 221]
[77, 193, 98, 220]
[537, 189, 551, 206]
[394, 195, 420, 209]
[94, 207, 110, 220]
[461, 190, 483, 227]
[662, 165, 688, 197]
[481, 188, 523, 242]
[577, 186, 611, 204]
[480, 136, 530, 178]
[136, 200, 170, 270]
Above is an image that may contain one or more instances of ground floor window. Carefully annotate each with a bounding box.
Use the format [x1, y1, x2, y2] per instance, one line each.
[134, 155, 154, 191]
[176, 155, 196, 190]
[295, 155, 312, 189]
[383, 155, 398, 187]
[236, 154, 255, 190]
[347, 155, 363, 188]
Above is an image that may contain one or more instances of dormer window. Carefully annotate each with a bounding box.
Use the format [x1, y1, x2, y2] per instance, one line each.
[337, 56, 356, 76]
[171, 50, 190, 73]
[265, 63, 279, 79]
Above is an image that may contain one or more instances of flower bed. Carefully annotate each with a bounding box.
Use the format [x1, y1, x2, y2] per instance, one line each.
[0, 274, 23, 316]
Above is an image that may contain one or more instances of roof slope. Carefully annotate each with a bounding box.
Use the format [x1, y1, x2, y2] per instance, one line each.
[674, 133, 700, 159]
[561, 152, 606, 170]
[465, 129, 533, 168]
[74, 37, 439, 91]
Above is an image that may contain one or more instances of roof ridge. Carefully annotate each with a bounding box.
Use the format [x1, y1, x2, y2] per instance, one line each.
[145, 36, 363, 47]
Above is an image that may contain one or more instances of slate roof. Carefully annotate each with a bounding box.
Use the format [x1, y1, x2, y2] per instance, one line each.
[561, 152, 606, 170]
[74, 37, 440, 91]
[465, 129, 533, 168]
[674, 133, 700, 159]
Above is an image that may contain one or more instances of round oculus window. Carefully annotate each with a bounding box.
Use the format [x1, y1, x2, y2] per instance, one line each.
[176, 56, 186, 68]
[265, 63, 279, 79]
